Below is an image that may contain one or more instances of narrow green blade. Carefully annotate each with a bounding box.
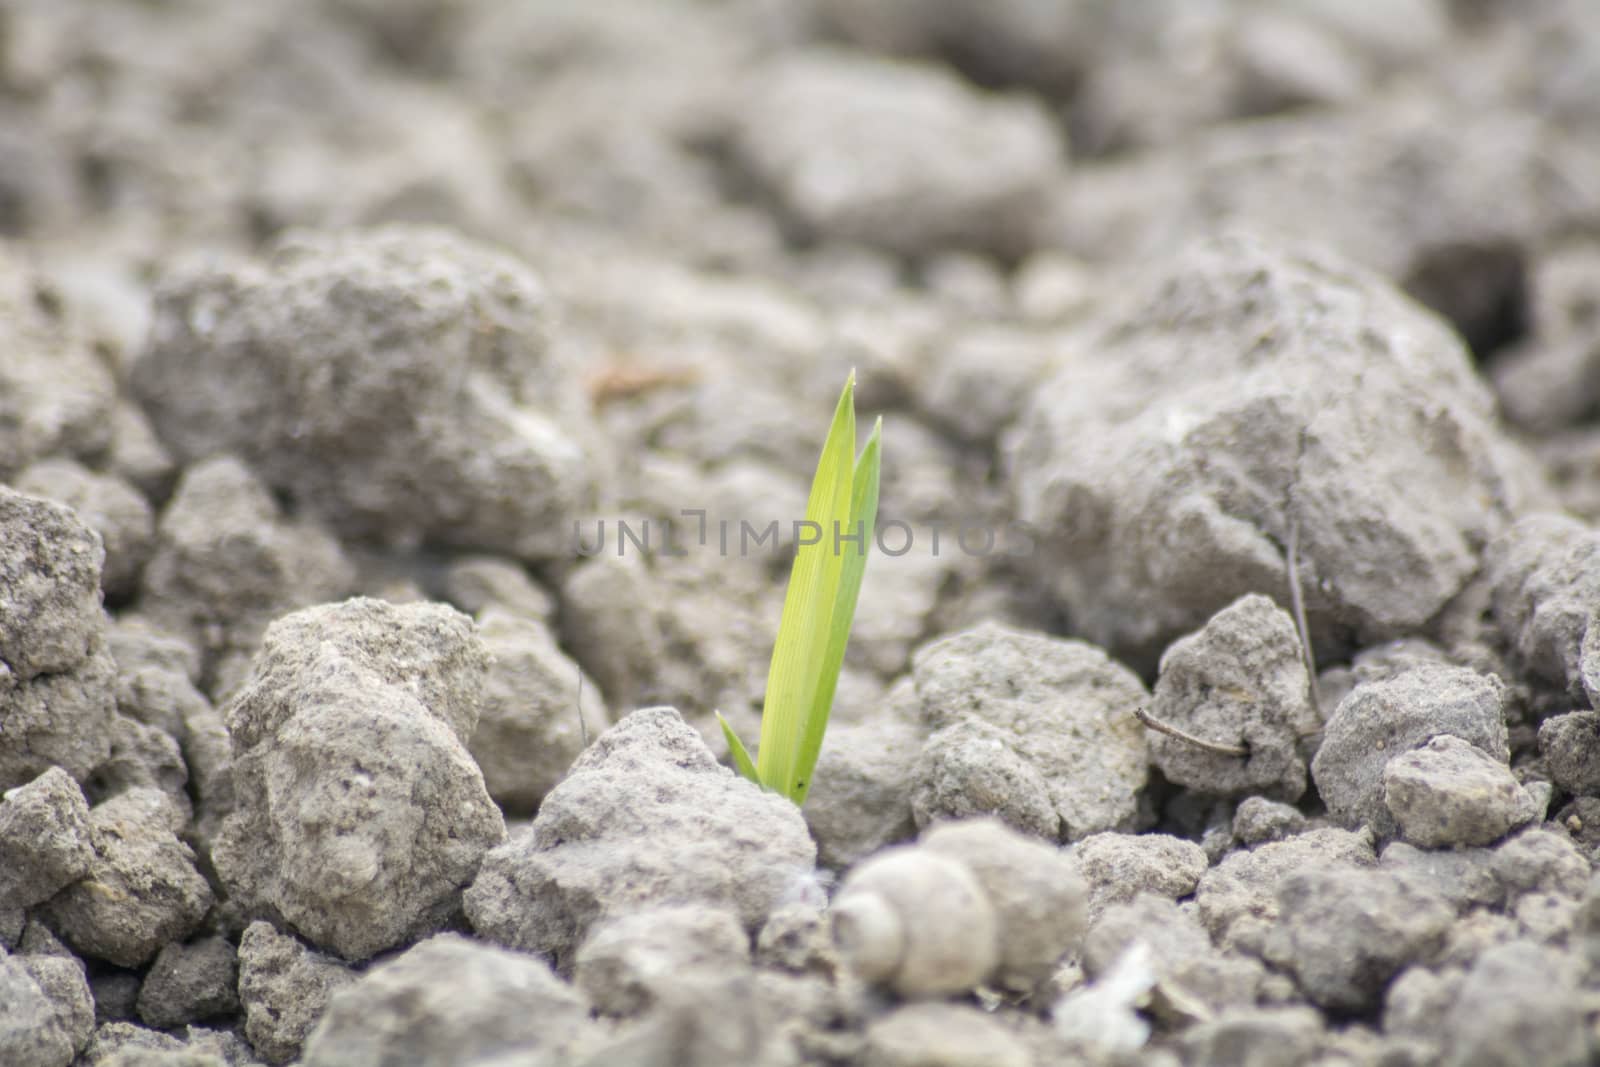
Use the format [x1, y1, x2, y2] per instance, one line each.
[791, 417, 881, 806]
[758, 374, 856, 798]
[717, 711, 761, 786]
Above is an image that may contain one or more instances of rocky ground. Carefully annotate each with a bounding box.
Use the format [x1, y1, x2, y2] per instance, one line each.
[5, 1, 1600, 1064]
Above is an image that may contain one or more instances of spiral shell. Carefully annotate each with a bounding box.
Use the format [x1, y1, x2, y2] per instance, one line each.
[830, 847, 999, 997]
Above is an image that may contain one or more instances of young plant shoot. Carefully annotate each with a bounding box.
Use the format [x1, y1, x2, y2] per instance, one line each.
[718, 372, 882, 806]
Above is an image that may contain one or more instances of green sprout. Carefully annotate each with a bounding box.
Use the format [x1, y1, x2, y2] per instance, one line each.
[718, 372, 882, 806]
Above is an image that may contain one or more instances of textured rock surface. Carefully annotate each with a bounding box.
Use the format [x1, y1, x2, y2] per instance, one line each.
[1084, 893, 1268, 1014]
[38, 788, 211, 968]
[1487, 513, 1600, 703]
[1072, 832, 1210, 920]
[1175, 1006, 1325, 1067]
[214, 598, 505, 961]
[1197, 828, 1377, 954]
[909, 717, 1058, 840]
[1232, 796, 1309, 846]
[237, 921, 355, 1066]
[132, 226, 604, 562]
[138, 456, 355, 689]
[1263, 864, 1454, 1012]
[910, 622, 1148, 839]
[574, 904, 749, 1017]
[0, 766, 95, 909]
[1148, 594, 1317, 800]
[805, 717, 921, 870]
[465, 708, 816, 970]
[1009, 233, 1541, 670]
[469, 610, 610, 816]
[0, 486, 117, 789]
[1441, 941, 1588, 1067]
[1312, 665, 1509, 837]
[1540, 710, 1600, 795]
[1383, 735, 1532, 848]
[299, 934, 590, 1067]
[7, 0, 1600, 1060]
[15, 459, 154, 602]
[135, 937, 238, 1029]
[0, 949, 83, 1067]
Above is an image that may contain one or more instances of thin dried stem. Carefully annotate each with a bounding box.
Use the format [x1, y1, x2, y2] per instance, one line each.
[576, 667, 590, 749]
[1286, 514, 1322, 721]
[1134, 707, 1250, 759]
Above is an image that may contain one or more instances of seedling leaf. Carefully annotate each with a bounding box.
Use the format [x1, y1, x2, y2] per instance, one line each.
[791, 416, 881, 805]
[720, 374, 882, 806]
[717, 710, 760, 784]
[757, 373, 856, 798]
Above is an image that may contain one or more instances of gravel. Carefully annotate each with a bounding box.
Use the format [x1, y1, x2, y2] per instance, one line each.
[5, 1, 1600, 1061]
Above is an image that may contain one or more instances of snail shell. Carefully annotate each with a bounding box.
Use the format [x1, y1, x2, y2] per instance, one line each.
[831, 847, 999, 997]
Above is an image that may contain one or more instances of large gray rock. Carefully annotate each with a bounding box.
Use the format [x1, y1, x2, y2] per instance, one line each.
[1148, 594, 1317, 800]
[139, 456, 354, 690]
[38, 788, 212, 968]
[300, 934, 591, 1067]
[0, 486, 116, 789]
[1008, 233, 1542, 671]
[465, 707, 816, 971]
[728, 50, 1064, 261]
[910, 622, 1148, 840]
[214, 598, 506, 962]
[237, 921, 356, 1067]
[0, 766, 95, 909]
[1311, 664, 1509, 838]
[132, 226, 603, 562]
